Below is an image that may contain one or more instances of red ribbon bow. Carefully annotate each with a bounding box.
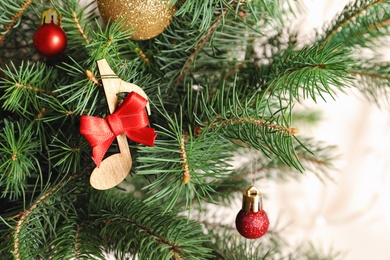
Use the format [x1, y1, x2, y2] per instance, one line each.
[80, 92, 156, 167]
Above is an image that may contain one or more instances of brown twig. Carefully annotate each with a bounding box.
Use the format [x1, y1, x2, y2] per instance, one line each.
[350, 16, 390, 43]
[72, 11, 90, 44]
[34, 107, 46, 124]
[321, 0, 383, 46]
[85, 70, 102, 86]
[350, 70, 390, 82]
[297, 154, 328, 167]
[366, 17, 390, 32]
[74, 223, 82, 259]
[210, 117, 299, 135]
[109, 214, 180, 258]
[66, 110, 76, 116]
[135, 47, 150, 64]
[106, 35, 114, 48]
[174, 12, 226, 86]
[223, 61, 248, 80]
[13, 175, 77, 259]
[180, 136, 191, 184]
[0, 0, 33, 45]
[15, 83, 57, 96]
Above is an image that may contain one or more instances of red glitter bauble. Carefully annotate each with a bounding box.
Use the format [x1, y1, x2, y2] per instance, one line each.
[235, 209, 269, 239]
[33, 23, 67, 57]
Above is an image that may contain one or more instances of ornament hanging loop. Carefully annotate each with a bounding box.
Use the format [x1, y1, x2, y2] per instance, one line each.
[242, 186, 263, 213]
[41, 8, 62, 26]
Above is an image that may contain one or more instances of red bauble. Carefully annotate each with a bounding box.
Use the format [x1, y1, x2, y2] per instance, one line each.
[33, 23, 67, 57]
[235, 209, 269, 239]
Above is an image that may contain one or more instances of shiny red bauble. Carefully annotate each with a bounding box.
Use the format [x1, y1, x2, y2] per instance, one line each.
[235, 209, 269, 239]
[33, 23, 67, 57]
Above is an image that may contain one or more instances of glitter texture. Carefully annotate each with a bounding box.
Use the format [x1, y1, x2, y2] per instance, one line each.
[235, 209, 269, 239]
[97, 0, 175, 40]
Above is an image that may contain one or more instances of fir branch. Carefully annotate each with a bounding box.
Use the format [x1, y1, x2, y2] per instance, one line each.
[0, 61, 59, 116]
[367, 17, 390, 32]
[74, 223, 82, 259]
[350, 70, 390, 81]
[49, 218, 105, 260]
[85, 69, 102, 86]
[348, 16, 390, 44]
[156, 1, 265, 88]
[0, 0, 32, 45]
[135, 47, 150, 64]
[34, 107, 46, 122]
[210, 116, 299, 135]
[137, 103, 234, 212]
[180, 136, 191, 184]
[265, 44, 353, 103]
[49, 132, 88, 174]
[85, 20, 134, 65]
[175, 0, 226, 31]
[13, 174, 76, 260]
[205, 223, 280, 259]
[221, 119, 304, 171]
[14, 82, 57, 96]
[229, 137, 339, 185]
[54, 0, 100, 60]
[319, 0, 385, 46]
[349, 66, 390, 107]
[174, 12, 225, 86]
[205, 218, 340, 259]
[55, 58, 104, 115]
[93, 192, 212, 259]
[195, 84, 305, 171]
[223, 61, 247, 81]
[0, 121, 40, 200]
[72, 11, 90, 44]
[105, 35, 114, 49]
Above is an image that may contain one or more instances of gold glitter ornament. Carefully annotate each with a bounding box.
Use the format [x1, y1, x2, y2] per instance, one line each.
[97, 0, 176, 41]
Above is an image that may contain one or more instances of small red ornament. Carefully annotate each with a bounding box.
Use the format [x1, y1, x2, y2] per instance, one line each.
[33, 8, 67, 57]
[235, 186, 269, 239]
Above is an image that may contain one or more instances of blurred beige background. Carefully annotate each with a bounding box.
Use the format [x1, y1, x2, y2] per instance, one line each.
[264, 0, 390, 259]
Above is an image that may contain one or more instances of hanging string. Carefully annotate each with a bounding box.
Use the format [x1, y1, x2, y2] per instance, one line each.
[250, 146, 255, 186]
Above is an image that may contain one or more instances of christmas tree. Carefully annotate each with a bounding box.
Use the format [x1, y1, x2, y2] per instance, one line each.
[0, 0, 389, 259]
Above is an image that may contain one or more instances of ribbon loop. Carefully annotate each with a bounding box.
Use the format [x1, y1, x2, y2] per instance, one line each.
[80, 92, 156, 167]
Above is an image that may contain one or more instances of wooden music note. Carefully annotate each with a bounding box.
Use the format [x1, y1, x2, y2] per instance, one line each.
[89, 58, 150, 190]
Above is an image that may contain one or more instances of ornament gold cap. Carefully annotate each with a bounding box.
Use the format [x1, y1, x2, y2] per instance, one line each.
[41, 8, 62, 26]
[242, 186, 263, 213]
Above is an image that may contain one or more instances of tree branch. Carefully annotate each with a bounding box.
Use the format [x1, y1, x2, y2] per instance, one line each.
[111, 215, 180, 258]
[180, 136, 190, 184]
[210, 117, 299, 135]
[350, 70, 390, 81]
[15, 82, 57, 96]
[322, 0, 383, 45]
[0, 0, 33, 45]
[72, 11, 90, 44]
[74, 223, 83, 260]
[174, 12, 225, 86]
[13, 175, 77, 259]
[135, 47, 150, 64]
[85, 70, 102, 86]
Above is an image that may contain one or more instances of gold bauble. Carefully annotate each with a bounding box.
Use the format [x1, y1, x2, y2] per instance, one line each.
[97, 0, 176, 41]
